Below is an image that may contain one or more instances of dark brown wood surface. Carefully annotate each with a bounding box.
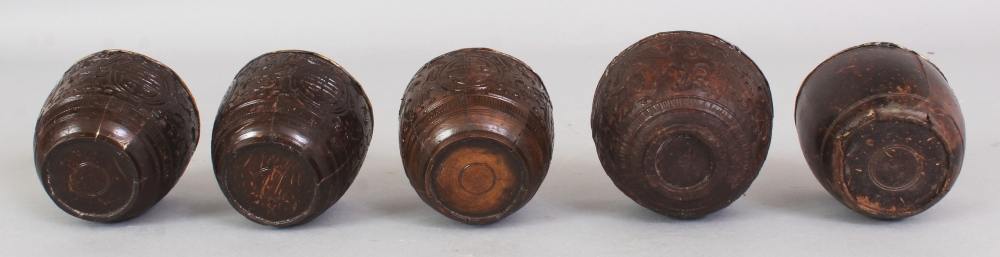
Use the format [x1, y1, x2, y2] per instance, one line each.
[399, 48, 553, 225]
[795, 42, 965, 219]
[34, 50, 200, 222]
[591, 31, 773, 218]
[212, 50, 373, 227]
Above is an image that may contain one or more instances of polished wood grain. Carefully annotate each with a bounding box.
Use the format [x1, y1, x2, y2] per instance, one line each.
[795, 42, 965, 219]
[591, 31, 773, 218]
[399, 48, 553, 225]
[34, 50, 200, 222]
[212, 50, 373, 226]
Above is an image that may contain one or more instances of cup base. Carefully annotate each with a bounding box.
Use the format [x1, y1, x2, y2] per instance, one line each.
[221, 143, 320, 226]
[425, 137, 529, 225]
[41, 138, 140, 222]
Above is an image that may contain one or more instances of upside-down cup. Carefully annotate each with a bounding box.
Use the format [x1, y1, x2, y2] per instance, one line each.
[591, 31, 773, 218]
[34, 50, 200, 222]
[399, 48, 554, 224]
[795, 42, 965, 219]
[212, 50, 373, 226]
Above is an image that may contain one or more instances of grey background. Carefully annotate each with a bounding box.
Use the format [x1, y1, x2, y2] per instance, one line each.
[2, 0, 997, 256]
